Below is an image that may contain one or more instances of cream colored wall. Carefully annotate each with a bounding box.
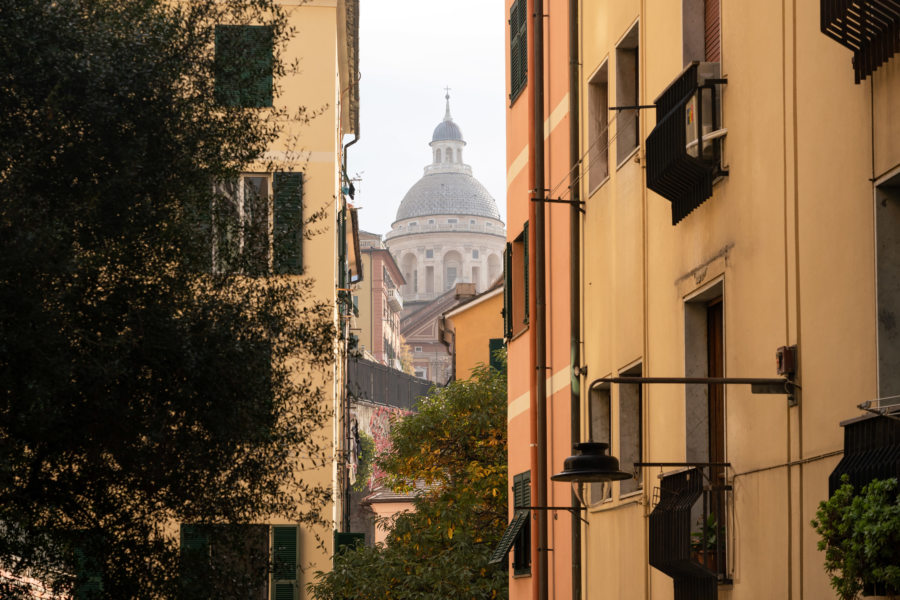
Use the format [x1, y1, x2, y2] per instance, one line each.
[579, 1, 887, 599]
[354, 253, 374, 354]
[368, 501, 415, 546]
[448, 291, 504, 379]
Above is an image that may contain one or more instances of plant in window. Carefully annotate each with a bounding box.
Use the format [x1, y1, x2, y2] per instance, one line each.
[811, 476, 900, 600]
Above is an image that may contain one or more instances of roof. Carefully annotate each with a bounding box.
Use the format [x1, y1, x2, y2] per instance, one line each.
[394, 172, 500, 221]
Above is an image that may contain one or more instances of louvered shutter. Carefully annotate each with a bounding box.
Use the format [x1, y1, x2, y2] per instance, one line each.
[522, 222, 529, 324]
[704, 0, 720, 62]
[509, 0, 528, 102]
[512, 471, 532, 575]
[215, 25, 274, 108]
[272, 526, 298, 600]
[73, 541, 103, 599]
[503, 242, 513, 338]
[179, 525, 210, 597]
[489, 338, 504, 371]
[273, 172, 303, 274]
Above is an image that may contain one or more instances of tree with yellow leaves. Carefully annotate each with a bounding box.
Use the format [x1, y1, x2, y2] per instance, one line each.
[308, 354, 508, 599]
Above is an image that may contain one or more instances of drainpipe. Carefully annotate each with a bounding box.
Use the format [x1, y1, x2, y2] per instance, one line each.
[532, 0, 548, 599]
[340, 133, 358, 533]
[567, 0, 581, 598]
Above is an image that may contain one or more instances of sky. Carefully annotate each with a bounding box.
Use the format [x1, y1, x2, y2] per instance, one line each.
[347, 0, 508, 236]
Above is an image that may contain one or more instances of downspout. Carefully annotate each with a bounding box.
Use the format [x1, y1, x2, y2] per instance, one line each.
[340, 134, 358, 533]
[567, 0, 581, 598]
[532, 1, 549, 600]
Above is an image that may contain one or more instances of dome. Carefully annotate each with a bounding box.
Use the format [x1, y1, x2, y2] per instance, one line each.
[432, 119, 463, 142]
[395, 172, 500, 221]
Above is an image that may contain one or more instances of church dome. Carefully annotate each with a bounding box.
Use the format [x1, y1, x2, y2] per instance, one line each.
[395, 172, 500, 221]
[393, 93, 501, 224]
[432, 119, 463, 142]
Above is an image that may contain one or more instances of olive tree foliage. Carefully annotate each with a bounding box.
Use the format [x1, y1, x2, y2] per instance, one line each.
[0, 0, 333, 597]
[308, 358, 509, 600]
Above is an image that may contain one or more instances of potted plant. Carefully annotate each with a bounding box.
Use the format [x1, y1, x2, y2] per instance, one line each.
[811, 475, 900, 600]
[691, 513, 719, 572]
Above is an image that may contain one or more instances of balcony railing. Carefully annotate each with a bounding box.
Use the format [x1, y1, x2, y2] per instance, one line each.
[821, 0, 900, 83]
[385, 288, 403, 312]
[648, 466, 731, 600]
[346, 357, 433, 412]
[646, 62, 727, 225]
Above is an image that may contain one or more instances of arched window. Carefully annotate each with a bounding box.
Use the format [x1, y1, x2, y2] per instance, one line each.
[435, 148, 442, 162]
[457, 148, 462, 163]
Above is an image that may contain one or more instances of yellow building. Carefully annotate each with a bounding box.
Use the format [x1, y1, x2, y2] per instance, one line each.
[570, 1, 900, 599]
[442, 281, 504, 380]
[502, 0, 900, 599]
[180, 2, 361, 598]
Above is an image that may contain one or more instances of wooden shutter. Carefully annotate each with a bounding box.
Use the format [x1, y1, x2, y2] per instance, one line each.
[509, 0, 528, 102]
[272, 525, 298, 600]
[73, 541, 103, 599]
[273, 172, 303, 274]
[512, 471, 532, 574]
[489, 338, 504, 371]
[503, 242, 513, 338]
[179, 524, 210, 597]
[522, 222, 529, 324]
[214, 25, 274, 108]
[704, 0, 720, 62]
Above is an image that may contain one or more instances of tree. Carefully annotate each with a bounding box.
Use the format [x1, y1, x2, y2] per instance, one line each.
[0, 0, 333, 597]
[811, 476, 900, 600]
[308, 357, 508, 600]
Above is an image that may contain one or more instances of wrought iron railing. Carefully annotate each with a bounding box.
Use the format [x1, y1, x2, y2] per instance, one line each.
[648, 465, 732, 600]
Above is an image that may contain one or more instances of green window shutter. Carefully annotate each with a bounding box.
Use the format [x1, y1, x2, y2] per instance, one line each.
[273, 582, 295, 600]
[273, 172, 303, 274]
[489, 338, 504, 371]
[73, 543, 103, 599]
[509, 0, 528, 103]
[179, 524, 210, 597]
[215, 25, 274, 108]
[503, 242, 513, 338]
[523, 222, 529, 324]
[512, 471, 532, 575]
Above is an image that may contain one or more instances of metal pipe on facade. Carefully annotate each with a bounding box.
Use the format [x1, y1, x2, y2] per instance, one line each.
[567, 0, 582, 597]
[531, 0, 549, 598]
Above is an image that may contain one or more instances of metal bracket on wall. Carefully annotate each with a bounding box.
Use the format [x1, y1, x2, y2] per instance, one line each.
[530, 197, 585, 213]
[588, 376, 800, 407]
[516, 505, 588, 524]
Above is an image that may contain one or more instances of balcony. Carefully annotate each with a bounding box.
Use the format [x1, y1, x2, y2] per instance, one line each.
[648, 466, 731, 600]
[821, 0, 900, 83]
[385, 288, 403, 312]
[646, 62, 727, 225]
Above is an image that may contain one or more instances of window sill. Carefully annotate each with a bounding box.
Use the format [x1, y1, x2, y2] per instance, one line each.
[616, 146, 640, 171]
[513, 570, 532, 579]
[588, 175, 610, 199]
[509, 325, 529, 343]
[619, 488, 643, 501]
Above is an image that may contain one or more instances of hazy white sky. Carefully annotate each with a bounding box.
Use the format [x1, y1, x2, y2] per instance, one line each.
[347, 0, 508, 236]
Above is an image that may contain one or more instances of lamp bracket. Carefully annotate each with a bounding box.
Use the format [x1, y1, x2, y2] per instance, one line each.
[530, 197, 586, 213]
[516, 505, 588, 524]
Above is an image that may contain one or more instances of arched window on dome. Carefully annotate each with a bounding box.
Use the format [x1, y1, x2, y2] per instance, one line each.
[434, 148, 441, 163]
[457, 148, 462, 163]
[402, 254, 418, 296]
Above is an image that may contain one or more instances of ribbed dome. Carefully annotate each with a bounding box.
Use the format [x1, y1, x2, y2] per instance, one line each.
[432, 119, 463, 142]
[395, 172, 500, 221]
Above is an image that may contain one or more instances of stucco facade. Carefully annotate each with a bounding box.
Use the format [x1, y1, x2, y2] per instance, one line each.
[503, 1, 900, 600]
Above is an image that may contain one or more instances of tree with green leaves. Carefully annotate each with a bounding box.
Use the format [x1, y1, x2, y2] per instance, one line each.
[308, 358, 508, 600]
[811, 476, 900, 600]
[0, 0, 333, 597]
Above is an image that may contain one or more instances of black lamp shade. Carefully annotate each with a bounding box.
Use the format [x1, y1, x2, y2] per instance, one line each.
[551, 442, 633, 482]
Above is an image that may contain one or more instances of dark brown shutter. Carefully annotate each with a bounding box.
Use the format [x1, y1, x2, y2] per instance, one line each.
[704, 0, 720, 62]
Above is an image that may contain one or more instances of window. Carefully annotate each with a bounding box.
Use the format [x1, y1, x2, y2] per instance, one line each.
[615, 23, 640, 165]
[588, 61, 610, 190]
[512, 471, 531, 575]
[415, 367, 427, 379]
[446, 266, 458, 289]
[472, 249, 479, 259]
[619, 364, 642, 495]
[486, 222, 493, 227]
[448, 218, 458, 224]
[180, 524, 296, 599]
[214, 25, 274, 108]
[425, 266, 435, 294]
[509, 0, 528, 104]
[503, 224, 529, 338]
[425, 249, 434, 259]
[435, 148, 442, 162]
[470, 219, 476, 225]
[683, 0, 720, 65]
[876, 175, 900, 399]
[590, 384, 612, 503]
[428, 219, 435, 225]
[415, 346, 422, 353]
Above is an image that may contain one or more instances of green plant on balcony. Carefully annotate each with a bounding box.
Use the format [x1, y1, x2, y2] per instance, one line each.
[811, 475, 900, 600]
[691, 513, 719, 571]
